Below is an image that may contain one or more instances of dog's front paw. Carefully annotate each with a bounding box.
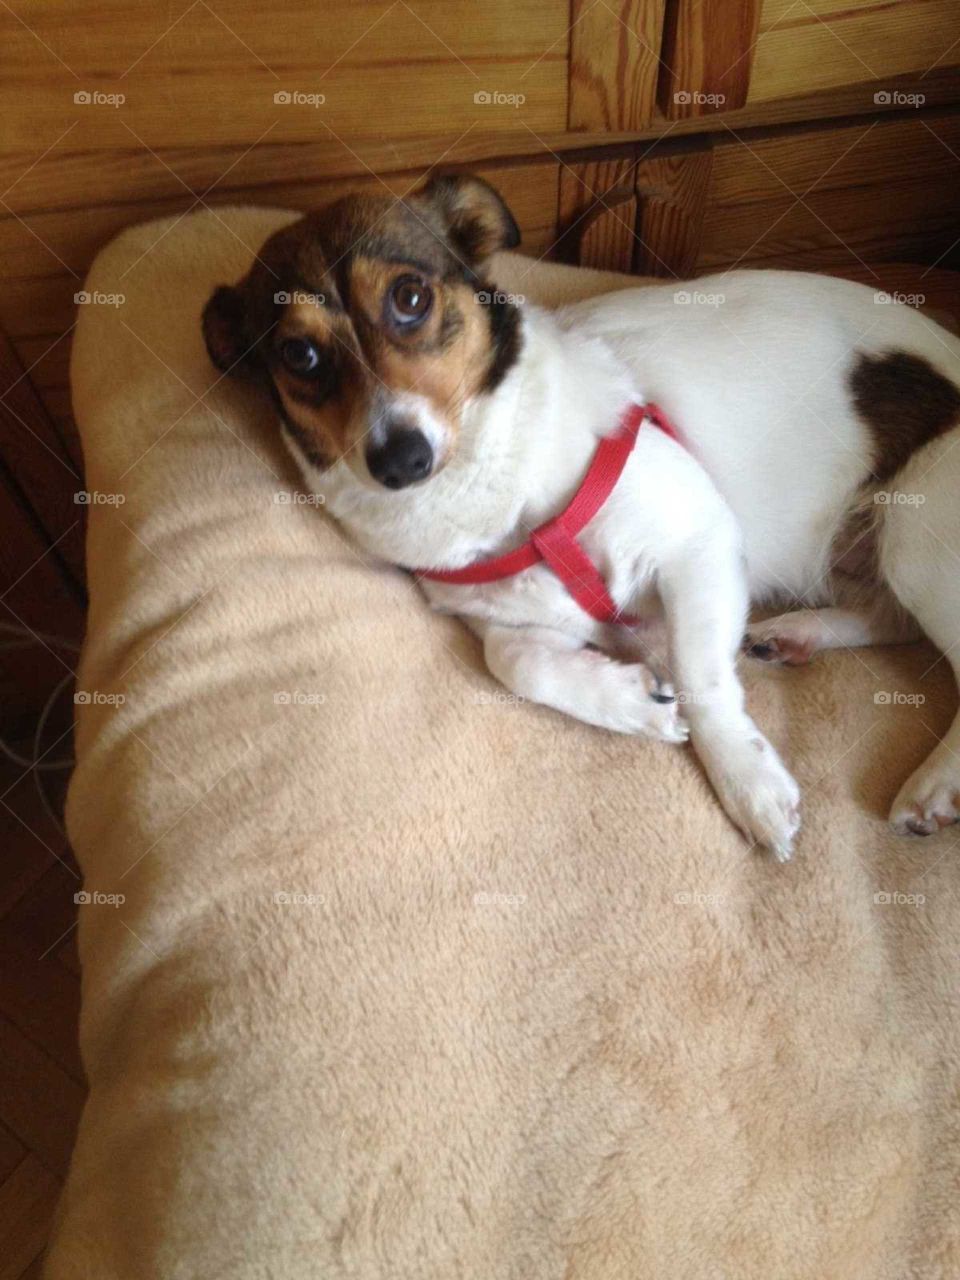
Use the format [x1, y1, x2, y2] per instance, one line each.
[593, 663, 689, 743]
[697, 730, 801, 860]
[890, 754, 960, 836]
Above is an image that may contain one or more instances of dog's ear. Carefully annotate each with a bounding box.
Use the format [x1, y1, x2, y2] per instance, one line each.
[419, 173, 520, 265]
[202, 284, 253, 374]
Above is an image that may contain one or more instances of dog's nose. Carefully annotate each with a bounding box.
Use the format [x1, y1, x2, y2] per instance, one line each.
[366, 429, 434, 490]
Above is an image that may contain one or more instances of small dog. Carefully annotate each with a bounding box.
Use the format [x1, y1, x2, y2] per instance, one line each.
[204, 174, 960, 859]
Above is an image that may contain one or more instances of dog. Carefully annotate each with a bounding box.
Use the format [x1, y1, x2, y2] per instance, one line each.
[203, 173, 960, 860]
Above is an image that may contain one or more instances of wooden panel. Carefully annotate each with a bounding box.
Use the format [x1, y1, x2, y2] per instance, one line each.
[697, 173, 960, 270]
[0, 162, 560, 287]
[559, 157, 638, 270]
[2, 66, 960, 222]
[634, 148, 714, 277]
[559, 148, 715, 276]
[750, 0, 960, 104]
[0, 1, 567, 147]
[692, 110, 960, 273]
[568, 0, 666, 131]
[709, 111, 960, 207]
[659, 0, 762, 119]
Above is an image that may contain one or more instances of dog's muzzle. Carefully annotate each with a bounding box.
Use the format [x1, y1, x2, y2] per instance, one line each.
[365, 427, 434, 490]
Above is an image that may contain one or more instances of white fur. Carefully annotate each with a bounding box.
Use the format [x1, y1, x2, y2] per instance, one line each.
[295, 269, 960, 859]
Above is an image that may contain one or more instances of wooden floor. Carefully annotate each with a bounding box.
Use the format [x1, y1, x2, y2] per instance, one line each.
[0, 751, 83, 1279]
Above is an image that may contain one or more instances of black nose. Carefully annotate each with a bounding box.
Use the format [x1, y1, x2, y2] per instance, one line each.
[365, 429, 434, 490]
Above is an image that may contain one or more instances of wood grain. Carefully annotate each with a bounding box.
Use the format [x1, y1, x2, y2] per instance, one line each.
[0, 0, 568, 147]
[559, 157, 638, 270]
[750, 0, 960, 104]
[634, 147, 714, 276]
[697, 172, 960, 270]
[708, 111, 960, 207]
[568, 0, 667, 131]
[659, 0, 762, 119]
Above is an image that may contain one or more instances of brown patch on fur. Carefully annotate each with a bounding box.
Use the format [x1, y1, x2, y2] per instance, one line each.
[850, 350, 960, 482]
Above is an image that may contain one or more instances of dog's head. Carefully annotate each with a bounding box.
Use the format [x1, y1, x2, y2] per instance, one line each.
[202, 174, 522, 489]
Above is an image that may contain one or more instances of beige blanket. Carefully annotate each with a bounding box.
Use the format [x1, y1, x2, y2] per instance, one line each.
[47, 208, 960, 1279]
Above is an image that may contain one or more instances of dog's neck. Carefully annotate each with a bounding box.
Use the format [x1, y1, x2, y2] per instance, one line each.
[306, 304, 639, 571]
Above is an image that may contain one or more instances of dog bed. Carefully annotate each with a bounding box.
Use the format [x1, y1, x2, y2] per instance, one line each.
[46, 207, 960, 1279]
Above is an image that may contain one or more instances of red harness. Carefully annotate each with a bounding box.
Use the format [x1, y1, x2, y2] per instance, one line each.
[416, 402, 681, 627]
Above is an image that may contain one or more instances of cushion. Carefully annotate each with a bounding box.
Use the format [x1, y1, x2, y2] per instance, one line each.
[47, 207, 960, 1278]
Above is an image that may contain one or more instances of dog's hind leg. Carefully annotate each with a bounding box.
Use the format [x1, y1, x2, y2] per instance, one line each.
[879, 430, 960, 835]
[745, 604, 920, 666]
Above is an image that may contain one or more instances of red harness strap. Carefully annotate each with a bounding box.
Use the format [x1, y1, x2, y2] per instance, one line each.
[416, 402, 681, 627]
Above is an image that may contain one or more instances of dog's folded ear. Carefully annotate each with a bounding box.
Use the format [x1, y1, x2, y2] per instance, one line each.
[202, 284, 254, 375]
[420, 173, 521, 265]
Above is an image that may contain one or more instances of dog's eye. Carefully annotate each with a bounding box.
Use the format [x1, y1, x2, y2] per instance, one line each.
[279, 338, 321, 375]
[389, 276, 433, 327]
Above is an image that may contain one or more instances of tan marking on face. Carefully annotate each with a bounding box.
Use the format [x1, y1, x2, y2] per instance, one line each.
[349, 259, 495, 428]
[272, 301, 360, 464]
[275, 260, 498, 475]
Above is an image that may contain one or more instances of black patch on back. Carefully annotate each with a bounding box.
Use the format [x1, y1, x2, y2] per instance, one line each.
[850, 349, 960, 481]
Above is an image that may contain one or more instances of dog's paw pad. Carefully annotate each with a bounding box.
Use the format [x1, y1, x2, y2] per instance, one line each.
[890, 754, 960, 837]
[594, 665, 688, 742]
[744, 632, 813, 666]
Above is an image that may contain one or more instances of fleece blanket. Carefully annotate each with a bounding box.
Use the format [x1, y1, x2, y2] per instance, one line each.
[47, 207, 960, 1279]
